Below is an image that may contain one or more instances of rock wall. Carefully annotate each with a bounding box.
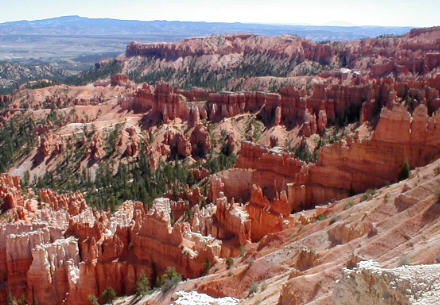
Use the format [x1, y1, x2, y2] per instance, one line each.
[236, 142, 304, 194]
[27, 237, 80, 305]
[0, 174, 24, 211]
[118, 75, 440, 141]
[289, 103, 440, 210]
[341, 27, 440, 78]
[126, 34, 333, 64]
[216, 103, 440, 231]
[0, 223, 53, 303]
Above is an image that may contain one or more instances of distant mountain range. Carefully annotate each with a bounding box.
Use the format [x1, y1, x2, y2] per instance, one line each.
[1, 15, 411, 41]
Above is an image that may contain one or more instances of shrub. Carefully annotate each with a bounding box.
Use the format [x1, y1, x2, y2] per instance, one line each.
[160, 266, 182, 292]
[344, 201, 354, 210]
[366, 189, 376, 196]
[203, 257, 212, 275]
[101, 287, 116, 304]
[398, 160, 410, 181]
[435, 187, 440, 202]
[360, 193, 369, 202]
[8, 294, 26, 305]
[226, 257, 234, 269]
[136, 270, 151, 296]
[434, 166, 440, 176]
[399, 254, 411, 266]
[316, 213, 326, 221]
[88, 295, 99, 305]
[361, 189, 376, 202]
[249, 281, 258, 294]
[239, 243, 246, 256]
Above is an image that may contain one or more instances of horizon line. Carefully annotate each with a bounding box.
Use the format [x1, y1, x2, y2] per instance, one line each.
[0, 15, 423, 29]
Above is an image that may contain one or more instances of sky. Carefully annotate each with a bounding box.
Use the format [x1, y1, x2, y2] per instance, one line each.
[1, 0, 439, 27]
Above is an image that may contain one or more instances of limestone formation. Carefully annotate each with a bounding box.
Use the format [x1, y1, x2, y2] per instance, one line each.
[333, 261, 440, 305]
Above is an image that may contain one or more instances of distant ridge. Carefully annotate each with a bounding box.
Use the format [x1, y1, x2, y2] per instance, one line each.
[0, 15, 412, 41]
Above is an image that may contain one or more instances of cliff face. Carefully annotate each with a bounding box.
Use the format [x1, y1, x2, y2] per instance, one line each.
[231, 103, 440, 214]
[0, 174, 24, 211]
[125, 28, 440, 79]
[118, 81, 207, 125]
[126, 34, 333, 64]
[117, 75, 440, 146]
[120, 28, 440, 93]
[0, 223, 52, 303]
[341, 27, 440, 79]
[194, 101, 440, 247]
[291, 102, 440, 210]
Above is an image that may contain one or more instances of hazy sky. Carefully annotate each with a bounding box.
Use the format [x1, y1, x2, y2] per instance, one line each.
[2, 0, 439, 27]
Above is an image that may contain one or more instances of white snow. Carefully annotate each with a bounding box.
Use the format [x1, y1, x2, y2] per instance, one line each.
[172, 291, 239, 305]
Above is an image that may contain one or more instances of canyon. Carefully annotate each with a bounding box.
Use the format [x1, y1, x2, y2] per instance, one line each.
[0, 27, 440, 305]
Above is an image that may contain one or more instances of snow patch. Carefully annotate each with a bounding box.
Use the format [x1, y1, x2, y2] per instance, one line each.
[172, 291, 239, 305]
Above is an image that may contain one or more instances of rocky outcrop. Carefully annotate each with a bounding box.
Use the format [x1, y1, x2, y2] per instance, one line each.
[39, 189, 87, 216]
[0, 190, 228, 305]
[0, 174, 24, 211]
[37, 134, 66, 157]
[247, 185, 289, 241]
[126, 34, 333, 65]
[191, 155, 440, 304]
[27, 237, 80, 305]
[206, 176, 289, 242]
[130, 198, 221, 279]
[236, 142, 304, 196]
[176, 87, 212, 101]
[288, 103, 440, 210]
[71, 29, 440, 140]
[232, 103, 440, 213]
[120, 28, 440, 98]
[115, 72, 440, 141]
[86, 133, 105, 162]
[1, 223, 62, 303]
[333, 261, 440, 305]
[214, 193, 251, 245]
[126, 83, 155, 113]
[176, 133, 192, 157]
[153, 82, 189, 123]
[117, 127, 140, 157]
[110, 74, 132, 87]
[341, 27, 440, 78]
[0, 95, 11, 106]
[190, 124, 211, 157]
[196, 101, 440, 247]
[118, 81, 207, 125]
